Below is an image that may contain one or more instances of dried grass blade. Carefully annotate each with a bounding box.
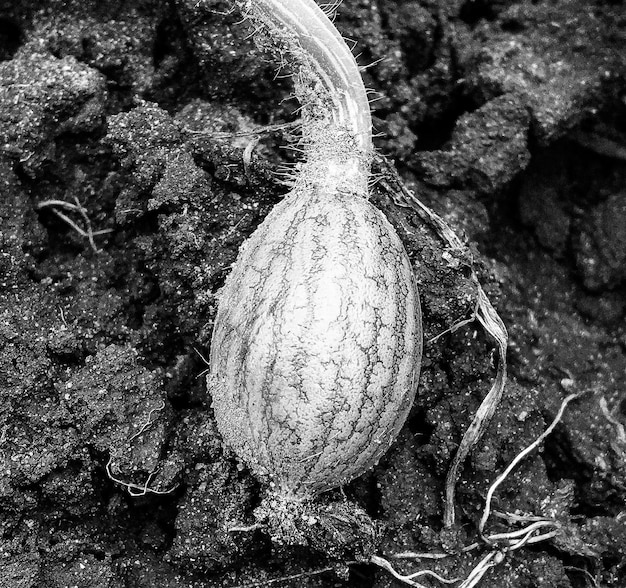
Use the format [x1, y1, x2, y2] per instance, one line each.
[444, 284, 508, 527]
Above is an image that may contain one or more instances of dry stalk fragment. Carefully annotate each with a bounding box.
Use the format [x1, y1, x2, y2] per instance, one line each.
[375, 155, 510, 528]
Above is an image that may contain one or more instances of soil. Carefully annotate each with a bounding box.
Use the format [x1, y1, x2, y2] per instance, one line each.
[0, 0, 625, 587]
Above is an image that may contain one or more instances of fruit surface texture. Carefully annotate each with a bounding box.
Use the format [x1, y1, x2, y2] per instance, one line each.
[209, 186, 422, 497]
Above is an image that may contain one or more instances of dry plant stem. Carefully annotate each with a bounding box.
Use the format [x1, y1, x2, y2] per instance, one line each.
[428, 310, 478, 344]
[375, 155, 509, 528]
[183, 120, 299, 138]
[375, 156, 464, 250]
[599, 396, 626, 443]
[445, 286, 508, 527]
[564, 566, 599, 588]
[228, 523, 262, 532]
[492, 510, 548, 523]
[486, 520, 556, 542]
[393, 543, 482, 560]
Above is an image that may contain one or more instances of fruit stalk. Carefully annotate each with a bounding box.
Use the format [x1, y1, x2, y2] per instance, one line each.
[236, 0, 372, 192]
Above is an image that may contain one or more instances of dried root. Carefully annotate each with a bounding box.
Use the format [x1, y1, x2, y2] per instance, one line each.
[105, 400, 177, 497]
[105, 456, 176, 497]
[372, 555, 460, 587]
[373, 392, 586, 588]
[230, 566, 334, 588]
[36, 197, 113, 253]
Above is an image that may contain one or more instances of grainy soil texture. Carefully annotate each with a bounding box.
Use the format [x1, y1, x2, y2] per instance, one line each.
[0, 1, 625, 587]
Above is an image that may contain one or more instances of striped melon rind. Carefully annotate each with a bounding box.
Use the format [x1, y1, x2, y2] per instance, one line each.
[209, 186, 422, 498]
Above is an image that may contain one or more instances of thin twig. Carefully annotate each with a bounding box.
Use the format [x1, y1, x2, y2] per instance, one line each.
[72, 196, 101, 252]
[37, 199, 83, 211]
[599, 396, 626, 444]
[228, 523, 262, 533]
[564, 566, 599, 588]
[243, 136, 260, 178]
[507, 528, 558, 551]
[49, 209, 89, 237]
[491, 510, 548, 523]
[487, 520, 556, 542]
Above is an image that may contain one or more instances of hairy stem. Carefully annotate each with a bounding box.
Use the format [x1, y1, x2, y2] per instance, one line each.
[236, 0, 372, 192]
